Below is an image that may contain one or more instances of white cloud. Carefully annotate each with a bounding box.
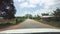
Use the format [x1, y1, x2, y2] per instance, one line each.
[27, 0, 41, 4]
[14, 0, 60, 16]
[18, 0, 41, 8]
[14, 0, 25, 2]
[19, 0, 56, 8]
[28, 0, 55, 6]
[15, 0, 60, 8]
[18, 0, 59, 9]
[33, 9, 47, 16]
[39, 0, 55, 9]
[19, 2, 36, 8]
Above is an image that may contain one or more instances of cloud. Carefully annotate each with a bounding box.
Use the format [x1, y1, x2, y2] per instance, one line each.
[19, 0, 57, 8]
[14, 0, 25, 2]
[19, 2, 36, 8]
[19, 0, 41, 8]
[27, 0, 41, 4]
[33, 0, 60, 16]
[14, 0, 60, 16]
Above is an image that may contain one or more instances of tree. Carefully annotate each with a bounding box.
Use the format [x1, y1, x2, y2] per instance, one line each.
[53, 8, 60, 17]
[0, 0, 16, 19]
[53, 8, 60, 21]
[35, 15, 41, 20]
[42, 13, 49, 16]
[34, 15, 40, 18]
[25, 14, 32, 19]
[33, 15, 41, 20]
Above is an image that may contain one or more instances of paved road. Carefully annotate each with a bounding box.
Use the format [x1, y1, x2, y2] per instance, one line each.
[18, 19, 55, 29]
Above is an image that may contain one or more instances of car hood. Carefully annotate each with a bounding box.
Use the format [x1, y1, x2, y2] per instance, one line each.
[0, 28, 60, 33]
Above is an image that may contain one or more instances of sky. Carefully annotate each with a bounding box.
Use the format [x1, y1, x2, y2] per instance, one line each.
[13, 0, 60, 16]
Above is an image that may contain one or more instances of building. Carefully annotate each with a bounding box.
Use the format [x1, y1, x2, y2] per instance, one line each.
[41, 15, 55, 22]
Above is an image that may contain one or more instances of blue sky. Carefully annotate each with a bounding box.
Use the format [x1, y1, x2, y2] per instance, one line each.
[13, 0, 60, 16]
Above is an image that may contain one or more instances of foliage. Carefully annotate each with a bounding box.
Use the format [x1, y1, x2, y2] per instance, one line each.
[0, 0, 16, 19]
[0, 19, 16, 24]
[42, 21, 60, 28]
[32, 15, 41, 20]
[53, 8, 60, 21]
[42, 13, 49, 16]
[25, 14, 33, 19]
[53, 8, 60, 17]
[16, 17, 26, 24]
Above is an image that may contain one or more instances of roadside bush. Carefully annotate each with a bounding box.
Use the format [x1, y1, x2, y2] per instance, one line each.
[16, 17, 26, 24]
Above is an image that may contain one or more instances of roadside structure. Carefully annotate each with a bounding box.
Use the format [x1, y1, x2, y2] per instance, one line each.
[41, 15, 55, 22]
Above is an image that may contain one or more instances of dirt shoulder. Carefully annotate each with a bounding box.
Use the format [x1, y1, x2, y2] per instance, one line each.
[0, 23, 21, 31]
[0, 19, 27, 31]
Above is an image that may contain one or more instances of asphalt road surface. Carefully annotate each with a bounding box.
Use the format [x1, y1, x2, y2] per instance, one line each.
[18, 19, 55, 29]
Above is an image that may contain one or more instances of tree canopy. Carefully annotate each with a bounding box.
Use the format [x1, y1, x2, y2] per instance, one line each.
[0, 0, 16, 19]
[53, 8, 60, 17]
[25, 14, 32, 19]
[52, 8, 60, 21]
[42, 13, 49, 16]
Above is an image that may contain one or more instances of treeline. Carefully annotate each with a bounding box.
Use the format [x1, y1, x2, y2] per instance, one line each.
[53, 8, 60, 21]
[24, 8, 60, 21]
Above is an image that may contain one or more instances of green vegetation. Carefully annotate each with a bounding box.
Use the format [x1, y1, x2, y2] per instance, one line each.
[24, 14, 33, 19]
[0, 0, 16, 25]
[0, 0, 16, 19]
[16, 17, 27, 24]
[41, 21, 60, 28]
[24, 14, 41, 20]
[40, 8, 60, 28]
[32, 15, 41, 20]
[10, 19, 16, 24]
[52, 8, 60, 21]
[0, 19, 16, 25]
[42, 13, 49, 16]
[0, 17, 26, 25]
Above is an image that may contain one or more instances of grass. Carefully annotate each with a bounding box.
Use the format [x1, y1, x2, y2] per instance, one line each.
[41, 21, 60, 28]
[16, 17, 26, 24]
[0, 19, 16, 29]
[32, 17, 41, 21]
[0, 17, 26, 25]
[0, 17, 26, 28]
[32, 18, 60, 28]
[0, 19, 16, 25]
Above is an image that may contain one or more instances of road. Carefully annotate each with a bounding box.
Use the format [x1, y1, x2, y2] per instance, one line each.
[0, 19, 57, 31]
[18, 19, 55, 29]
